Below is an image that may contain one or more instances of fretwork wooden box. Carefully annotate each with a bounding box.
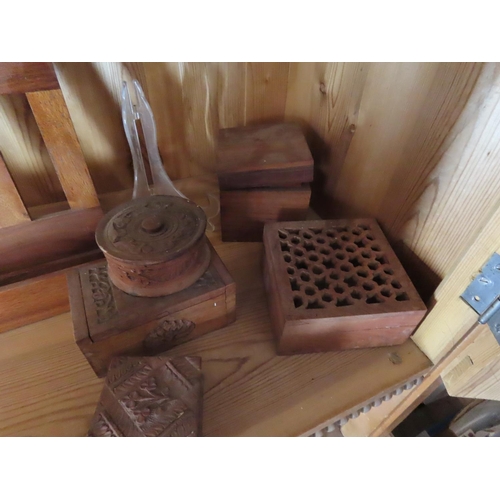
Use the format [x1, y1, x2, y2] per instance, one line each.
[68, 243, 235, 377]
[263, 219, 427, 354]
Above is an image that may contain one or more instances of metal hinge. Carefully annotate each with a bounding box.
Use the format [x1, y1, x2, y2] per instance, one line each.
[461, 253, 500, 343]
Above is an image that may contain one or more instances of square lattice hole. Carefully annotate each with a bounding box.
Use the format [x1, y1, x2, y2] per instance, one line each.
[304, 242, 316, 252]
[290, 278, 300, 291]
[323, 258, 335, 269]
[315, 277, 329, 290]
[306, 299, 324, 309]
[373, 274, 387, 286]
[344, 275, 358, 287]
[296, 259, 308, 270]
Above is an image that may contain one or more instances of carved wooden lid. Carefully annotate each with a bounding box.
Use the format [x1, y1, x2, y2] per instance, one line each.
[87, 356, 203, 437]
[95, 195, 207, 263]
[216, 123, 314, 190]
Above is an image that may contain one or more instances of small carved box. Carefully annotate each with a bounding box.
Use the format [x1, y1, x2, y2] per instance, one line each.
[88, 356, 203, 437]
[68, 242, 235, 377]
[216, 123, 314, 242]
[95, 195, 211, 297]
[263, 219, 427, 354]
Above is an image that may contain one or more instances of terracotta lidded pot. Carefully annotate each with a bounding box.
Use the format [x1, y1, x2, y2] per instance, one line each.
[95, 195, 211, 297]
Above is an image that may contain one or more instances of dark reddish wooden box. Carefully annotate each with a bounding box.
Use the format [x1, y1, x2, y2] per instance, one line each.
[88, 356, 203, 437]
[263, 219, 427, 354]
[216, 123, 314, 242]
[69, 244, 235, 377]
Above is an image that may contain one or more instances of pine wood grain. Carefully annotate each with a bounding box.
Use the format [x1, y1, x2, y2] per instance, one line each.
[324, 63, 480, 240]
[27, 89, 100, 209]
[285, 62, 368, 209]
[397, 63, 498, 279]
[217, 62, 246, 129]
[0, 153, 31, 228]
[0, 223, 431, 436]
[441, 324, 500, 399]
[411, 121, 500, 363]
[245, 63, 289, 124]
[181, 63, 219, 174]
[143, 62, 192, 180]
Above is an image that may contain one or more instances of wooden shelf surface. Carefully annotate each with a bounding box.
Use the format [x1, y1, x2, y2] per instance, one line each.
[0, 226, 431, 436]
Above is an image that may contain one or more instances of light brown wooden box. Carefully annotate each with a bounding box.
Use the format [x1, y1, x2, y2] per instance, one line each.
[263, 218, 427, 354]
[69, 244, 236, 377]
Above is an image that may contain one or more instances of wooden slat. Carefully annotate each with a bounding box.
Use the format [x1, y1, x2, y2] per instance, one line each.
[0, 153, 31, 227]
[0, 273, 70, 334]
[409, 204, 500, 402]
[26, 89, 100, 209]
[341, 377, 441, 436]
[0, 93, 66, 208]
[53, 62, 133, 193]
[0, 63, 59, 95]
[0, 206, 103, 282]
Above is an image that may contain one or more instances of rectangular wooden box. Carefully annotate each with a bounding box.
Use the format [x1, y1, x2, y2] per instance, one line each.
[69, 244, 236, 377]
[263, 219, 427, 354]
[217, 123, 314, 242]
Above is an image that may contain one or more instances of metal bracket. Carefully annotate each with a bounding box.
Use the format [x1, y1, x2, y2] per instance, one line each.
[461, 253, 500, 343]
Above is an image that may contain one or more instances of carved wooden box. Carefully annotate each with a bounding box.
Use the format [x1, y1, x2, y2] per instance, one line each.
[95, 195, 211, 297]
[69, 243, 235, 377]
[88, 356, 203, 437]
[216, 123, 314, 242]
[263, 219, 427, 353]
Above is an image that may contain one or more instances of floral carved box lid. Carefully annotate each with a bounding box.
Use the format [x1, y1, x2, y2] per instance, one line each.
[88, 356, 203, 437]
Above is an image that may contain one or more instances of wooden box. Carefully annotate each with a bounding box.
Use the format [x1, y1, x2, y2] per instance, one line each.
[88, 356, 203, 437]
[216, 123, 314, 242]
[69, 244, 235, 377]
[263, 219, 427, 354]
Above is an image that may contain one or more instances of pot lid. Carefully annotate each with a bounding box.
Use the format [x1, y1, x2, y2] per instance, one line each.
[95, 195, 207, 263]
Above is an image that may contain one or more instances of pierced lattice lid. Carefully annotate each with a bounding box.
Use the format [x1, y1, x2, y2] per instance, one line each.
[95, 195, 207, 264]
[264, 218, 426, 318]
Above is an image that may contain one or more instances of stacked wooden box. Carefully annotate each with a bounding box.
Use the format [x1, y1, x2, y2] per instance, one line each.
[216, 123, 314, 242]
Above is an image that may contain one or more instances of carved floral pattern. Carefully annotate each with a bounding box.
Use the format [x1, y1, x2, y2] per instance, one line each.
[88, 410, 122, 437]
[143, 319, 195, 353]
[105, 198, 203, 257]
[88, 266, 118, 323]
[88, 356, 202, 437]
